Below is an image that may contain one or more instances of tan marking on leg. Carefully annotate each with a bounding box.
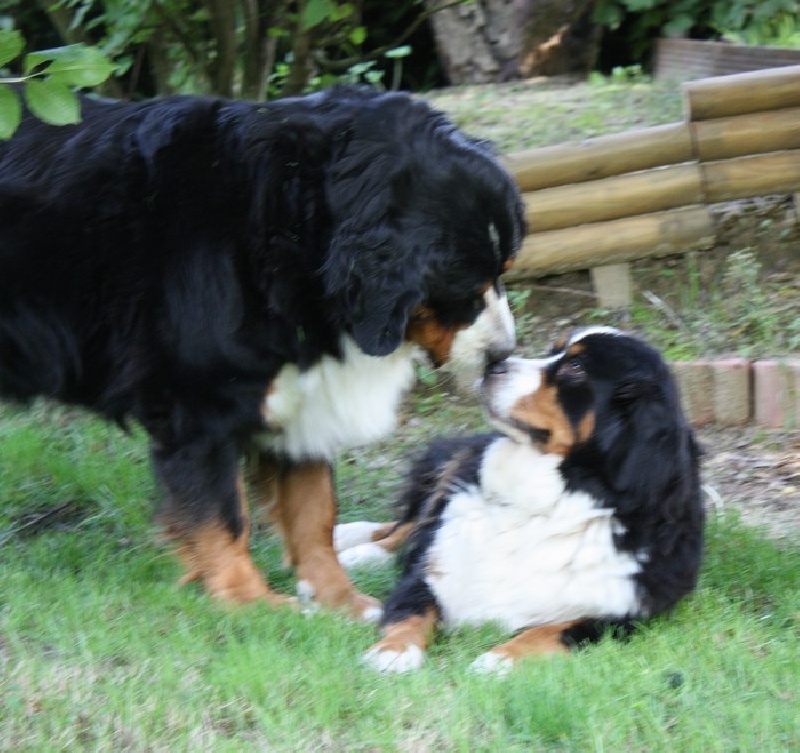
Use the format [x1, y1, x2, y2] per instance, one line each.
[487, 621, 577, 662]
[251, 456, 380, 619]
[370, 522, 412, 552]
[370, 609, 439, 655]
[172, 523, 290, 607]
[161, 472, 291, 608]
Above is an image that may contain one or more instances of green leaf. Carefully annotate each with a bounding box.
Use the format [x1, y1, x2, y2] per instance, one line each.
[349, 26, 367, 45]
[302, 0, 335, 30]
[46, 47, 115, 87]
[385, 45, 412, 59]
[22, 79, 81, 126]
[0, 29, 24, 69]
[0, 84, 22, 139]
[330, 3, 355, 21]
[24, 44, 114, 87]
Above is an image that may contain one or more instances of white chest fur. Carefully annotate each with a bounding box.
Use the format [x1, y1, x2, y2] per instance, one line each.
[425, 438, 643, 631]
[259, 337, 416, 460]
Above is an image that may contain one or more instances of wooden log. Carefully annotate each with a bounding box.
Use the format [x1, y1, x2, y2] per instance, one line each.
[693, 107, 800, 161]
[524, 163, 703, 232]
[702, 150, 800, 203]
[503, 122, 693, 192]
[684, 65, 800, 121]
[506, 206, 715, 279]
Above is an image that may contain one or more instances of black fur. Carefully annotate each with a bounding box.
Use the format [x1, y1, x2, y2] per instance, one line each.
[380, 331, 704, 649]
[0, 86, 524, 544]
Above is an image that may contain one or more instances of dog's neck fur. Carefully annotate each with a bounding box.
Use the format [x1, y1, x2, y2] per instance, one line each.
[259, 336, 416, 460]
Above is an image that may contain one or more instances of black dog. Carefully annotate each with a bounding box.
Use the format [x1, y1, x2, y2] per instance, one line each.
[0, 85, 524, 618]
[336, 328, 704, 668]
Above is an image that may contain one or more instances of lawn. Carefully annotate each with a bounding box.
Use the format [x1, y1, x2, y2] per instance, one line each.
[2, 76, 799, 750]
[1, 398, 798, 750]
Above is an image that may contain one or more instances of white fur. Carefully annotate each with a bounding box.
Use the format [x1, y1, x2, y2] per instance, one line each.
[338, 542, 394, 571]
[333, 521, 388, 552]
[259, 337, 416, 460]
[424, 437, 642, 632]
[445, 287, 516, 395]
[363, 644, 425, 674]
[469, 651, 513, 676]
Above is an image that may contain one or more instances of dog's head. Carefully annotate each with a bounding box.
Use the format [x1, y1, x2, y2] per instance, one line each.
[319, 88, 525, 368]
[482, 326, 695, 463]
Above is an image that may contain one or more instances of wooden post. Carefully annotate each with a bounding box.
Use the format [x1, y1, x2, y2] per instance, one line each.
[590, 264, 633, 308]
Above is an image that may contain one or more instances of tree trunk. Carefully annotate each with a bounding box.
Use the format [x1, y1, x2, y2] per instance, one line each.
[426, 0, 522, 84]
[517, 0, 598, 78]
[427, 0, 599, 85]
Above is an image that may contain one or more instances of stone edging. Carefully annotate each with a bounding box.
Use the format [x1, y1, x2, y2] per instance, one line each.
[671, 359, 800, 428]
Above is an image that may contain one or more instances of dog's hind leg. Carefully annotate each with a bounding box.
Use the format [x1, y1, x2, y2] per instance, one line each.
[251, 454, 383, 622]
[152, 438, 293, 608]
[469, 621, 576, 675]
[334, 521, 411, 570]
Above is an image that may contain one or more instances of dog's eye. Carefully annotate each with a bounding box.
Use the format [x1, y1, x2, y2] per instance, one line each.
[557, 358, 585, 381]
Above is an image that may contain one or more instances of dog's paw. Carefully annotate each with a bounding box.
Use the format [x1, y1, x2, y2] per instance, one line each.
[338, 542, 394, 571]
[469, 650, 513, 676]
[333, 521, 388, 552]
[363, 644, 425, 674]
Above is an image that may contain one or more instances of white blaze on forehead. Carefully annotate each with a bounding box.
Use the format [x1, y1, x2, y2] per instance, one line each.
[565, 326, 622, 348]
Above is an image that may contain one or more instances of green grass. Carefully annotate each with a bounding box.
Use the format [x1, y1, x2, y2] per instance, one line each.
[426, 75, 685, 152]
[1, 401, 798, 751]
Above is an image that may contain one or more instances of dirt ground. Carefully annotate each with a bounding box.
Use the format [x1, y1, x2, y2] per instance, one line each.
[696, 425, 799, 542]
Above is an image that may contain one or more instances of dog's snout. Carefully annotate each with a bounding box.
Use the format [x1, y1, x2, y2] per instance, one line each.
[487, 341, 514, 367]
[485, 357, 510, 377]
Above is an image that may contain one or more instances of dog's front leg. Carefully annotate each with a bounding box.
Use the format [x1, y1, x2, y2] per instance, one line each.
[363, 608, 439, 673]
[252, 454, 382, 622]
[152, 437, 292, 607]
[362, 571, 441, 673]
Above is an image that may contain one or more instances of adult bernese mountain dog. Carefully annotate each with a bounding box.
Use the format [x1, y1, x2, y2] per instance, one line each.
[0, 85, 525, 619]
[335, 328, 704, 670]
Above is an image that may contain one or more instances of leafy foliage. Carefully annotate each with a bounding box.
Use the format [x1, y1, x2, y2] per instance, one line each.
[594, 0, 800, 47]
[1, 1, 456, 103]
[0, 29, 114, 138]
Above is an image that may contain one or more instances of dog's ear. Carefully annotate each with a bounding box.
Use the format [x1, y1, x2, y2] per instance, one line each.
[322, 223, 425, 356]
[322, 143, 428, 356]
[595, 373, 700, 518]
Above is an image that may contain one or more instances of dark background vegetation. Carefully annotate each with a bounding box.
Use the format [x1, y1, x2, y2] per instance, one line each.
[2, 0, 798, 100]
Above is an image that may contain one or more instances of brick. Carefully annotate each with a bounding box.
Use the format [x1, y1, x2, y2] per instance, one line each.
[712, 358, 751, 426]
[753, 360, 800, 428]
[671, 360, 714, 426]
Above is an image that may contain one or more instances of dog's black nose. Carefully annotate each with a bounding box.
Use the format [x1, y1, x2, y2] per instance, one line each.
[485, 357, 509, 376]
